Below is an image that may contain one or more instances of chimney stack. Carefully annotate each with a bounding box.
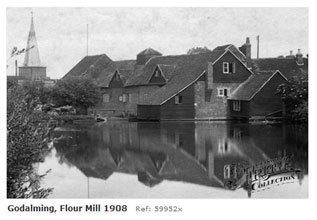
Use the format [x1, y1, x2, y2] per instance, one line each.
[239, 37, 251, 67]
[256, 35, 260, 59]
[245, 37, 251, 59]
[296, 49, 304, 65]
[286, 50, 295, 59]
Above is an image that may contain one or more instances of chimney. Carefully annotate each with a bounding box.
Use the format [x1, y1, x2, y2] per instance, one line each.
[286, 50, 295, 59]
[239, 37, 251, 67]
[296, 49, 304, 65]
[207, 62, 213, 90]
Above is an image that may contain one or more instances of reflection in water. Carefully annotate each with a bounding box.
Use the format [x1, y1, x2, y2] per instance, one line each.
[46, 121, 308, 198]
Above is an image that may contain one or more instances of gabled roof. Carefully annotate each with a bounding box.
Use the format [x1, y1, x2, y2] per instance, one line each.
[213, 44, 232, 51]
[126, 50, 225, 87]
[157, 64, 176, 80]
[137, 48, 162, 56]
[95, 66, 117, 87]
[96, 65, 135, 88]
[228, 70, 287, 101]
[63, 54, 113, 79]
[138, 51, 226, 105]
[251, 57, 308, 79]
[117, 69, 135, 84]
[64, 55, 135, 87]
[213, 44, 246, 62]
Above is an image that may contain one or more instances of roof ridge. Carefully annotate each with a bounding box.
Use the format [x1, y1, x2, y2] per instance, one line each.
[82, 54, 112, 76]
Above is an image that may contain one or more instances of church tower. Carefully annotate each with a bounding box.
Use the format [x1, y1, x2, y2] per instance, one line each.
[19, 12, 46, 81]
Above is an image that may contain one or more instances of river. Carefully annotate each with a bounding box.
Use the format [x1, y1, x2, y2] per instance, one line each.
[38, 121, 308, 198]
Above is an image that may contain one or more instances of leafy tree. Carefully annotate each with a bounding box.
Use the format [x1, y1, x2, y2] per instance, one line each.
[7, 85, 53, 198]
[51, 76, 101, 114]
[21, 80, 52, 106]
[277, 76, 308, 122]
[187, 46, 212, 55]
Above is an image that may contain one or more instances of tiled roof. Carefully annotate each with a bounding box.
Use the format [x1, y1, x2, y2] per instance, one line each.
[126, 50, 225, 87]
[118, 69, 135, 84]
[95, 66, 117, 87]
[114, 60, 136, 70]
[63, 54, 113, 79]
[138, 51, 226, 105]
[95, 62, 136, 87]
[251, 57, 308, 79]
[214, 44, 246, 62]
[64, 55, 136, 87]
[228, 70, 286, 101]
[213, 44, 231, 51]
[137, 48, 162, 56]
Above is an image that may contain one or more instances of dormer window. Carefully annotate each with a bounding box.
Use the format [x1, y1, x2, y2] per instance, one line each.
[149, 66, 166, 84]
[223, 62, 236, 74]
[115, 74, 120, 81]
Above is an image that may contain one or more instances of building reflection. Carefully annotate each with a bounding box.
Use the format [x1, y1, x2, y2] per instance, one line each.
[53, 121, 308, 197]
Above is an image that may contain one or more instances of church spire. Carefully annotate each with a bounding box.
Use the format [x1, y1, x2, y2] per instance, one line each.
[23, 12, 41, 66]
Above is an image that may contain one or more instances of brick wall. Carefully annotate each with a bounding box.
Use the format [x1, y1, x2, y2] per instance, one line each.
[195, 81, 240, 119]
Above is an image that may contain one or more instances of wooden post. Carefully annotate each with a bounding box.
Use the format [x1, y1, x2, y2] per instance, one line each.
[256, 35, 260, 59]
[15, 59, 18, 76]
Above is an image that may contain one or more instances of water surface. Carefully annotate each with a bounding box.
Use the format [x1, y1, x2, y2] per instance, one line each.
[39, 121, 308, 198]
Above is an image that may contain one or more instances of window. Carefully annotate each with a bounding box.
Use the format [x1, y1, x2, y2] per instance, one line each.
[224, 165, 231, 179]
[154, 69, 161, 77]
[128, 94, 132, 103]
[122, 94, 127, 103]
[224, 165, 237, 179]
[217, 88, 230, 97]
[233, 100, 241, 111]
[223, 62, 229, 73]
[103, 94, 110, 103]
[223, 62, 236, 74]
[175, 95, 183, 104]
[119, 96, 123, 102]
[233, 127, 242, 140]
[115, 73, 120, 81]
[218, 139, 230, 154]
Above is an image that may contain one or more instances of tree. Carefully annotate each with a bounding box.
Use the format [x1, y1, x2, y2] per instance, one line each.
[187, 46, 212, 55]
[277, 75, 308, 122]
[51, 76, 101, 114]
[21, 80, 52, 106]
[7, 85, 53, 198]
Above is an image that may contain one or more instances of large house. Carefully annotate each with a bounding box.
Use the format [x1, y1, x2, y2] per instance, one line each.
[63, 38, 308, 120]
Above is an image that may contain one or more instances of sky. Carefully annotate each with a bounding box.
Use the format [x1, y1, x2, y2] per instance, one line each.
[6, 7, 308, 79]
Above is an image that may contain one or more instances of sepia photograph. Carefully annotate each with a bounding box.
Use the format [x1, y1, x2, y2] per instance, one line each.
[6, 7, 308, 200]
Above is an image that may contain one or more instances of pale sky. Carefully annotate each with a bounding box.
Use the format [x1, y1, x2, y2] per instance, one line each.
[6, 7, 308, 79]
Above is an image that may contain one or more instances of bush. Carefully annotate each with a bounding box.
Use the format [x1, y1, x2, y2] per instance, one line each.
[277, 76, 308, 123]
[7, 85, 53, 198]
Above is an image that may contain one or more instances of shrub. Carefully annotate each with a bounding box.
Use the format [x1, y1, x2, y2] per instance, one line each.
[7, 85, 53, 198]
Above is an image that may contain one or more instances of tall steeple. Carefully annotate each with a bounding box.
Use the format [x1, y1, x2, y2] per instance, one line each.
[23, 12, 41, 66]
[19, 11, 46, 81]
